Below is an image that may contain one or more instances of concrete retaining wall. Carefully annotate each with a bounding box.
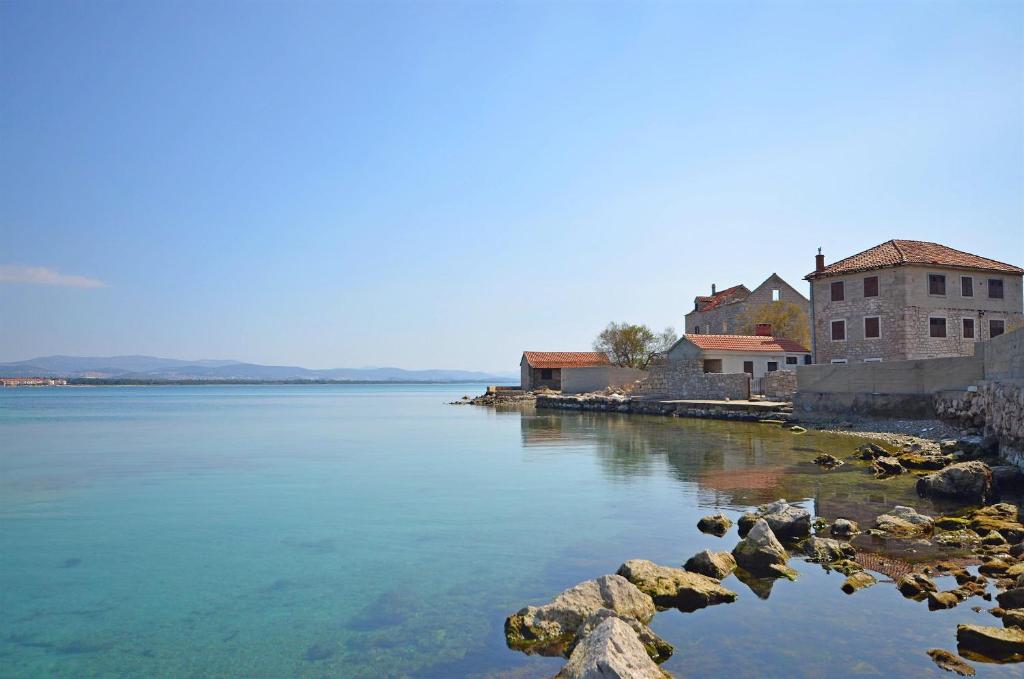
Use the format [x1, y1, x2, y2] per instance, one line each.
[560, 366, 648, 395]
[797, 353, 984, 395]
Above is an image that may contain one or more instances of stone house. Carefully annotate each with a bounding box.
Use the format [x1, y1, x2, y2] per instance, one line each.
[805, 239, 1024, 364]
[520, 351, 610, 391]
[685, 273, 809, 335]
[666, 331, 811, 379]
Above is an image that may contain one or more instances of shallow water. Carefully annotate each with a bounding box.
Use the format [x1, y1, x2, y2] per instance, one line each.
[0, 384, 1019, 678]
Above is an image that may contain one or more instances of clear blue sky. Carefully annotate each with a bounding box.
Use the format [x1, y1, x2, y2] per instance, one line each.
[2, 1, 1022, 372]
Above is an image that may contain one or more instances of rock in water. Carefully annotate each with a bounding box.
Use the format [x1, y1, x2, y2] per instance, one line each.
[917, 462, 993, 502]
[616, 559, 736, 612]
[732, 519, 789, 575]
[872, 456, 906, 477]
[996, 588, 1024, 610]
[505, 575, 656, 653]
[571, 609, 672, 664]
[929, 591, 961, 610]
[956, 624, 1024, 662]
[897, 573, 938, 598]
[1003, 610, 1024, 629]
[697, 513, 733, 536]
[926, 649, 975, 676]
[813, 454, 843, 469]
[556, 617, 667, 679]
[841, 572, 876, 594]
[873, 506, 934, 537]
[802, 537, 855, 563]
[830, 518, 859, 537]
[684, 550, 737, 580]
[739, 499, 811, 541]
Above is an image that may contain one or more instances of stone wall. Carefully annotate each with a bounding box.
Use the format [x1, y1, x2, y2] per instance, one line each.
[685, 274, 810, 335]
[560, 366, 648, 395]
[764, 370, 798, 400]
[935, 381, 1024, 467]
[634, 358, 750, 400]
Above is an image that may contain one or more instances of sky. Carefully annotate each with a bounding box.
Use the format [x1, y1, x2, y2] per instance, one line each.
[1, 1, 1022, 372]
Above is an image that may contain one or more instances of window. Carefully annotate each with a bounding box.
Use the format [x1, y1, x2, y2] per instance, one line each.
[961, 276, 974, 297]
[863, 276, 879, 298]
[703, 359, 723, 373]
[786, 356, 798, 365]
[864, 316, 880, 339]
[804, 355, 812, 365]
[831, 281, 845, 301]
[767, 362, 779, 372]
[830, 359, 848, 365]
[929, 317, 947, 338]
[989, 279, 1004, 299]
[772, 289, 780, 301]
[694, 325, 700, 334]
[962, 318, 975, 339]
[928, 274, 946, 295]
[831, 320, 846, 341]
[990, 319, 1005, 338]
[742, 361, 754, 374]
[540, 368, 553, 380]
[864, 358, 883, 363]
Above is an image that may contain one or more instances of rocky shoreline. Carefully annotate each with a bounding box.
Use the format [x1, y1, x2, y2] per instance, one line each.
[501, 435, 1024, 677]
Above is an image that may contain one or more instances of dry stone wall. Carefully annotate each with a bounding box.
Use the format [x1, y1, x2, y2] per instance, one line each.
[935, 381, 1024, 467]
[764, 370, 798, 400]
[634, 359, 750, 400]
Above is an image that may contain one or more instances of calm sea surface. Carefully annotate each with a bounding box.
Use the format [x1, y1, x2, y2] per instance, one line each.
[0, 384, 1020, 678]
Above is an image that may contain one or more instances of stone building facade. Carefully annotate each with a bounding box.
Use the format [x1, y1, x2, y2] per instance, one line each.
[685, 274, 809, 335]
[806, 240, 1023, 364]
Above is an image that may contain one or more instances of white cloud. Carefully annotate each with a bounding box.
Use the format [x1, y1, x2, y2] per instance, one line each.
[0, 264, 108, 288]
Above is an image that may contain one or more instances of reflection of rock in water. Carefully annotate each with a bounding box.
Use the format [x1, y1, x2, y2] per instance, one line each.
[733, 567, 780, 599]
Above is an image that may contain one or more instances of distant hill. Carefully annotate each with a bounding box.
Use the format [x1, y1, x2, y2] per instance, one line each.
[0, 355, 514, 383]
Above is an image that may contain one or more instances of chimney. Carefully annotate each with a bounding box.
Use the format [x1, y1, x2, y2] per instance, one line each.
[815, 247, 825, 274]
[711, 283, 717, 294]
[755, 323, 773, 337]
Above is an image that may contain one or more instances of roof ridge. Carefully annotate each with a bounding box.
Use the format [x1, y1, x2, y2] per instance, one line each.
[890, 239, 907, 263]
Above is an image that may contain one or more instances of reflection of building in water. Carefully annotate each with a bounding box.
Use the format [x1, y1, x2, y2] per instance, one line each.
[518, 409, 935, 518]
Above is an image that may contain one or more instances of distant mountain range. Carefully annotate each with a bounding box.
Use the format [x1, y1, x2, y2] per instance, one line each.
[0, 355, 515, 383]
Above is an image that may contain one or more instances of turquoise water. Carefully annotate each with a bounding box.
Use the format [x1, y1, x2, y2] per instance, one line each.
[0, 385, 1019, 678]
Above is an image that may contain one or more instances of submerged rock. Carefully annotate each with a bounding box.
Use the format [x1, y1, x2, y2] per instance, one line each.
[830, 518, 859, 538]
[873, 506, 934, 537]
[813, 454, 843, 469]
[697, 513, 732, 537]
[917, 462, 993, 502]
[841, 572, 876, 594]
[929, 591, 962, 610]
[802, 537, 855, 563]
[556, 617, 667, 679]
[505, 574, 656, 654]
[926, 649, 976, 676]
[872, 456, 906, 478]
[616, 559, 736, 612]
[957, 624, 1024, 662]
[683, 550, 737, 580]
[898, 573, 938, 598]
[732, 519, 788, 575]
[570, 609, 672, 664]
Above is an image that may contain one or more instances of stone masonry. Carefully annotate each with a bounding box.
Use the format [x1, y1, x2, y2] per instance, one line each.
[935, 381, 1024, 468]
[633, 358, 751, 400]
[764, 370, 798, 400]
[685, 273, 809, 335]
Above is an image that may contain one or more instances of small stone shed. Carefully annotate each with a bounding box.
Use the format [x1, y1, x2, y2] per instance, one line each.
[666, 333, 811, 379]
[520, 351, 611, 391]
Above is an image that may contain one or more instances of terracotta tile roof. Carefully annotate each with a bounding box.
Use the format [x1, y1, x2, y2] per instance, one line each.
[683, 334, 810, 353]
[807, 239, 1024, 279]
[521, 351, 612, 368]
[694, 284, 750, 311]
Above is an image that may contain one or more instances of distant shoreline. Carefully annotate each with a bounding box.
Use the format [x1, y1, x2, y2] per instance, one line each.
[3, 378, 509, 387]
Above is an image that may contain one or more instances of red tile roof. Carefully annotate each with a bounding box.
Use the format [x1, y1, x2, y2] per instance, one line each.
[521, 351, 612, 368]
[694, 284, 750, 311]
[683, 334, 810, 353]
[807, 240, 1023, 279]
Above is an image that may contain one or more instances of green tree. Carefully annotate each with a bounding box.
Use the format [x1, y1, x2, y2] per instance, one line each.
[738, 301, 811, 348]
[594, 322, 677, 369]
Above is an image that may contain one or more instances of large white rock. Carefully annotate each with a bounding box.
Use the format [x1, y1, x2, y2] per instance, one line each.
[732, 518, 789, 574]
[505, 575, 656, 652]
[557, 617, 667, 679]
